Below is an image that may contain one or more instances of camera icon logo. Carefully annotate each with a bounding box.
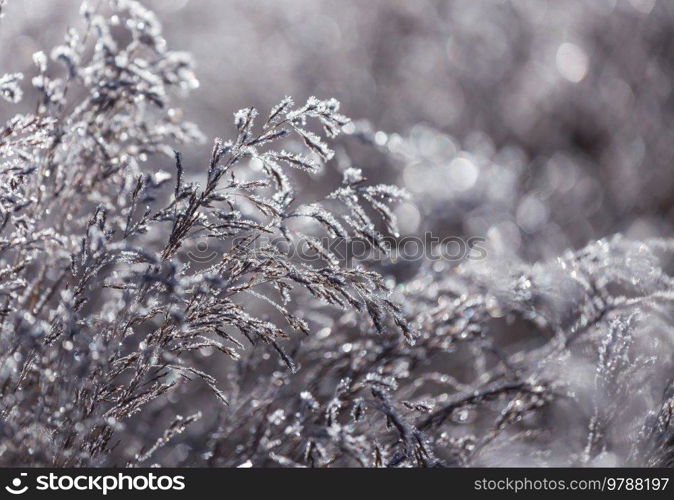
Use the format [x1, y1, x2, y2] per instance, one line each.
[185, 238, 218, 264]
[5, 473, 28, 495]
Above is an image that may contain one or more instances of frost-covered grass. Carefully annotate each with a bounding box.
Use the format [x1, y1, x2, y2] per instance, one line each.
[1, 0, 674, 467]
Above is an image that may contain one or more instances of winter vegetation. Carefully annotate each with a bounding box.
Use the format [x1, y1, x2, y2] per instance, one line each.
[1, 0, 674, 467]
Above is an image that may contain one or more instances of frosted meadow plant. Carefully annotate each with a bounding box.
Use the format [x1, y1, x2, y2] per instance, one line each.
[0, 0, 410, 466]
[1, 0, 674, 469]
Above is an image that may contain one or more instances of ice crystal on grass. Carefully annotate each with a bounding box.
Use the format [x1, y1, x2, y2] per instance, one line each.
[0, 73, 22, 103]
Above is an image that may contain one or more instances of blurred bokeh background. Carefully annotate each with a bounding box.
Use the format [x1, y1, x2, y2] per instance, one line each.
[2, 0, 672, 265]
